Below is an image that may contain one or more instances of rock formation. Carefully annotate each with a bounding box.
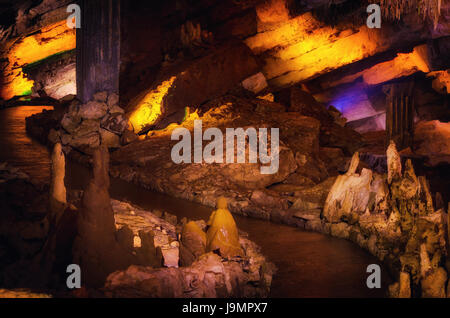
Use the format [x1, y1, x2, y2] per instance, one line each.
[49, 143, 66, 223]
[107, 199, 274, 297]
[322, 141, 448, 298]
[47, 91, 131, 155]
[72, 146, 135, 287]
[206, 197, 243, 258]
[180, 221, 207, 266]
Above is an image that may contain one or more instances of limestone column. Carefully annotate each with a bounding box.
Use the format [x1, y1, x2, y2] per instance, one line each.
[76, 0, 121, 103]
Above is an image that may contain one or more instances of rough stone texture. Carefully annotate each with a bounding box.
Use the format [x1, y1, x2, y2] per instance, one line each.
[49, 143, 66, 222]
[321, 143, 448, 298]
[37, 91, 130, 153]
[104, 243, 274, 298]
[79, 101, 108, 120]
[398, 271, 411, 298]
[23, 50, 76, 100]
[0, 289, 51, 298]
[72, 146, 135, 287]
[323, 152, 373, 223]
[76, 0, 120, 103]
[180, 221, 206, 266]
[0, 163, 49, 269]
[387, 140, 402, 184]
[126, 41, 259, 133]
[414, 120, 450, 166]
[421, 267, 448, 298]
[110, 96, 343, 218]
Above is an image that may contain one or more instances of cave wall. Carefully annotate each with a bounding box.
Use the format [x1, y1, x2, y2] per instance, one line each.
[23, 50, 76, 99]
[0, 0, 449, 135]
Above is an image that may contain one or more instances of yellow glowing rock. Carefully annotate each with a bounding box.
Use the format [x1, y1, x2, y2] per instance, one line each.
[128, 76, 176, 133]
[206, 197, 243, 258]
[1, 20, 76, 100]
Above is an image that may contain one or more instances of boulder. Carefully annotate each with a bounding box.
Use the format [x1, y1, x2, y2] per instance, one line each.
[79, 101, 108, 120]
[181, 221, 207, 260]
[241, 72, 268, 94]
[289, 87, 333, 125]
[291, 177, 337, 211]
[93, 91, 108, 103]
[107, 93, 120, 108]
[319, 123, 364, 156]
[323, 152, 373, 223]
[100, 129, 121, 148]
[61, 112, 81, 134]
[71, 120, 101, 149]
[101, 113, 128, 135]
[421, 267, 448, 298]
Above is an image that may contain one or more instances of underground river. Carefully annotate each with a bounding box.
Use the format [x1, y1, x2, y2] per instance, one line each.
[0, 106, 392, 297]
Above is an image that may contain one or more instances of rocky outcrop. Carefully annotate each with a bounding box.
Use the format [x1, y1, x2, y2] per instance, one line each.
[109, 94, 364, 224]
[180, 221, 207, 266]
[22, 50, 76, 100]
[414, 120, 450, 166]
[103, 196, 274, 298]
[126, 41, 259, 133]
[104, 247, 273, 298]
[47, 92, 132, 154]
[0, 20, 75, 100]
[322, 142, 449, 298]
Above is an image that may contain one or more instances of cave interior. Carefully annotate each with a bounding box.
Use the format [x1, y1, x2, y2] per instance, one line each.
[0, 0, 449, 299]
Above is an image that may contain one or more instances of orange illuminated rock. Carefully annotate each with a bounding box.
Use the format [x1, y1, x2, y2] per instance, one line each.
[206, 197, 243, 258]
[126, 41, 258, 133]
[0, 20, 76, 100]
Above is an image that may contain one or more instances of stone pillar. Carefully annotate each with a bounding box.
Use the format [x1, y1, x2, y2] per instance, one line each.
[76, 0, 121, 103]
[385, 81, 415, 150]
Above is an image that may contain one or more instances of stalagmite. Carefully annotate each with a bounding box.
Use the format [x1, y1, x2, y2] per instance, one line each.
[387, 140, 402, 184]
[323, 152, 373, 223]
[72, 145, 134, 287]
[398, 272, 411, 298]
[181, 221, 206, 265]
[347, 151, 360, 175]
[49, 143, 67, 224]
[206, 197, 243, 258]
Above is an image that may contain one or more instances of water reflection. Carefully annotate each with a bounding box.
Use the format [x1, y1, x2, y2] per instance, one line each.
[0, 106, 53, 184]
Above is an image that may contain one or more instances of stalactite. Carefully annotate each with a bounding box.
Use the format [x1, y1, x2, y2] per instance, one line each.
[376, 0, 442, 27]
